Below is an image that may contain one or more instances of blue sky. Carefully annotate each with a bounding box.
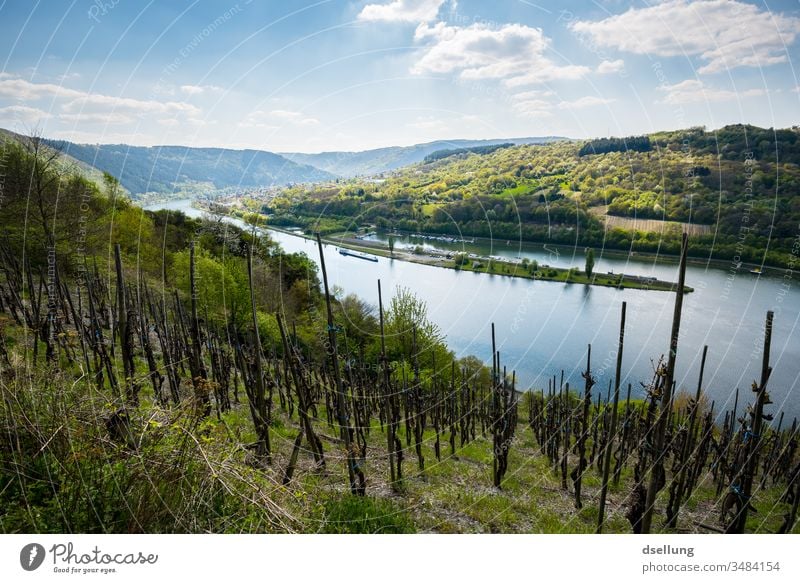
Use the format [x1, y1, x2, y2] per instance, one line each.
[0, 0, 798, 152]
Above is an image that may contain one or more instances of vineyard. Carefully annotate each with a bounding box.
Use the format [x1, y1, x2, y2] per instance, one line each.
[0, 212, 797, 533]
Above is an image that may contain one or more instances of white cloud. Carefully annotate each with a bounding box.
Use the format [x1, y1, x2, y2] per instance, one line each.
[511, 89, 555, 101]
[511, 94, 612, 118]
[0, 105, 52, 123]
[0, 76, 201, 123]
[597, 59, 625, 74]
[61, 94, 200, 116]
[358, 0, 445, 23]
[407, 113, 478, 131]
[179, 84, 223, 95]
[0, 77, 84, 100]
[58, 112, 134, 125]
[412, 22, 590, 85]
[268, 109, 319, 125]
[657, 79, 766, 104]
[502, 64, 589, 87]
[512, 99, 554, 119]
[55, 72, 81, 82]
[557, 96, 614, 109]
[408, 116, 448, 131]
[238, 109, 318, 129]
[571, 0, 800, 75]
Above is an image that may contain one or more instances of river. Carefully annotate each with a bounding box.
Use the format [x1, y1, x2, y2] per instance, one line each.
[146, 199, 800, 422]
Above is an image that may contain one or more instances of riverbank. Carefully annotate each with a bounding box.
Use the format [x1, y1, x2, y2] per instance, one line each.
[326, 233, 692, 293]
[175, 201, 689, 293]
[160, 199, 776, 277]
[212, 214, 691, 293]
[374, 228, 783, 276]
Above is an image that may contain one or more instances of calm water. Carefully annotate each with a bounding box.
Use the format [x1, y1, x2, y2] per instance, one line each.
[147, 199, 800, 422]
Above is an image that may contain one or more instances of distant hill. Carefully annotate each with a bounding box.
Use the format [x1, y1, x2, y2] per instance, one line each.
[282, 137, 566, 177]
[0, 128, 128, 194]
[268, 125, 800, 268]
[423, 143, 515, 163]
[37, 140, 337, 198]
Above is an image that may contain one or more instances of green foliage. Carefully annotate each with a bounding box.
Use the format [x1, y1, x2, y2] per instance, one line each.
[384, 287, 453, 378]
[320, 496, 415, 533]
[173, 247, 251, 328]
[0, 370, 300, 533]
[266, 125, 800, 268]
[579, 135, 651, 156]
[424, 142, 514, 163]
[585, 248, 595, 278]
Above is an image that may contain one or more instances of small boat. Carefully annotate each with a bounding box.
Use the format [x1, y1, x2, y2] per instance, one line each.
[339, 248, 378, 262]
[749, 267, 762, 275]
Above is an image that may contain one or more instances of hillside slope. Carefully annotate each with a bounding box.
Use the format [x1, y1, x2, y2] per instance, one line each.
[282, 136, 565, 177]
[44, 140, 337, 198]
[266, 125, 800, 267]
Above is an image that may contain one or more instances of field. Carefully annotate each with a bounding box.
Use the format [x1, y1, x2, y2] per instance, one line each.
[589, 206, 713, 237]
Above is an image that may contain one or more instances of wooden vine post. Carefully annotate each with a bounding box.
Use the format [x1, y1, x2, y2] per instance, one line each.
[246, 240, 271, 463]
[597, 301, 626, 532]
[641, 232, 688, 533]
[114, 244, 137, 406]
[316, 234, 364, 495]
[189, 242, 211, 417]
[734, 310, 773, 533]
[574, 344, 594, 509]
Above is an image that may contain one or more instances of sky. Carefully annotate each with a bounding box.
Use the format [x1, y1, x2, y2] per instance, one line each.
[0, 0, 798, 153]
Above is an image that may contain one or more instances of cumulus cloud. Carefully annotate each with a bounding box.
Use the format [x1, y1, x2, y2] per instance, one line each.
[358, 0, 446, 23]
[0, 105, 52, 123]
[58, 112, 134, 125]
[557, 96, 615, 109]
[0, 75, 201, 124]
[597, 59, 625, 74]
[61, 94, 200, 116]
[239, 109, 318, 129]
[512, 94, 613, 118]
[179, 84, 223, 95]
[570, 0, 800, 75]
[512, 99, 554, 119]
[511, 89, 555, 101]
[408, 116, 449, 131]
[412, 22, 589, 85]
[0, 78, 84, 100]
[657, 79, 766, 104]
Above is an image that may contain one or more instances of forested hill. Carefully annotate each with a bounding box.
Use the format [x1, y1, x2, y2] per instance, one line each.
[24, 135, 336, 198]
[282, 136, 564, 177]
[267, 124, 800, 268]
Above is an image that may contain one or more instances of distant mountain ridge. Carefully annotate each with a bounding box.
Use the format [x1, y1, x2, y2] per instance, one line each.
[282, 136, 567, 177]
[0, 127, 567, 198]
[43, 140, 337, 198]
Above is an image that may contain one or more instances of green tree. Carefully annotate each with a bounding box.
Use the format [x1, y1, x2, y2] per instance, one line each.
[585, 248, 595, 278]
[385, 287, 449, 375]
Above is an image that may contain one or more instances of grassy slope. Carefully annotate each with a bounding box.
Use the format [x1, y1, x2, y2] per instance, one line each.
[193, 392, 799, 534]
[0, 264, 792, 534]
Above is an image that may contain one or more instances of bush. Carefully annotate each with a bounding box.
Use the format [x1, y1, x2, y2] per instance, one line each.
[0, 370, 300, 533]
